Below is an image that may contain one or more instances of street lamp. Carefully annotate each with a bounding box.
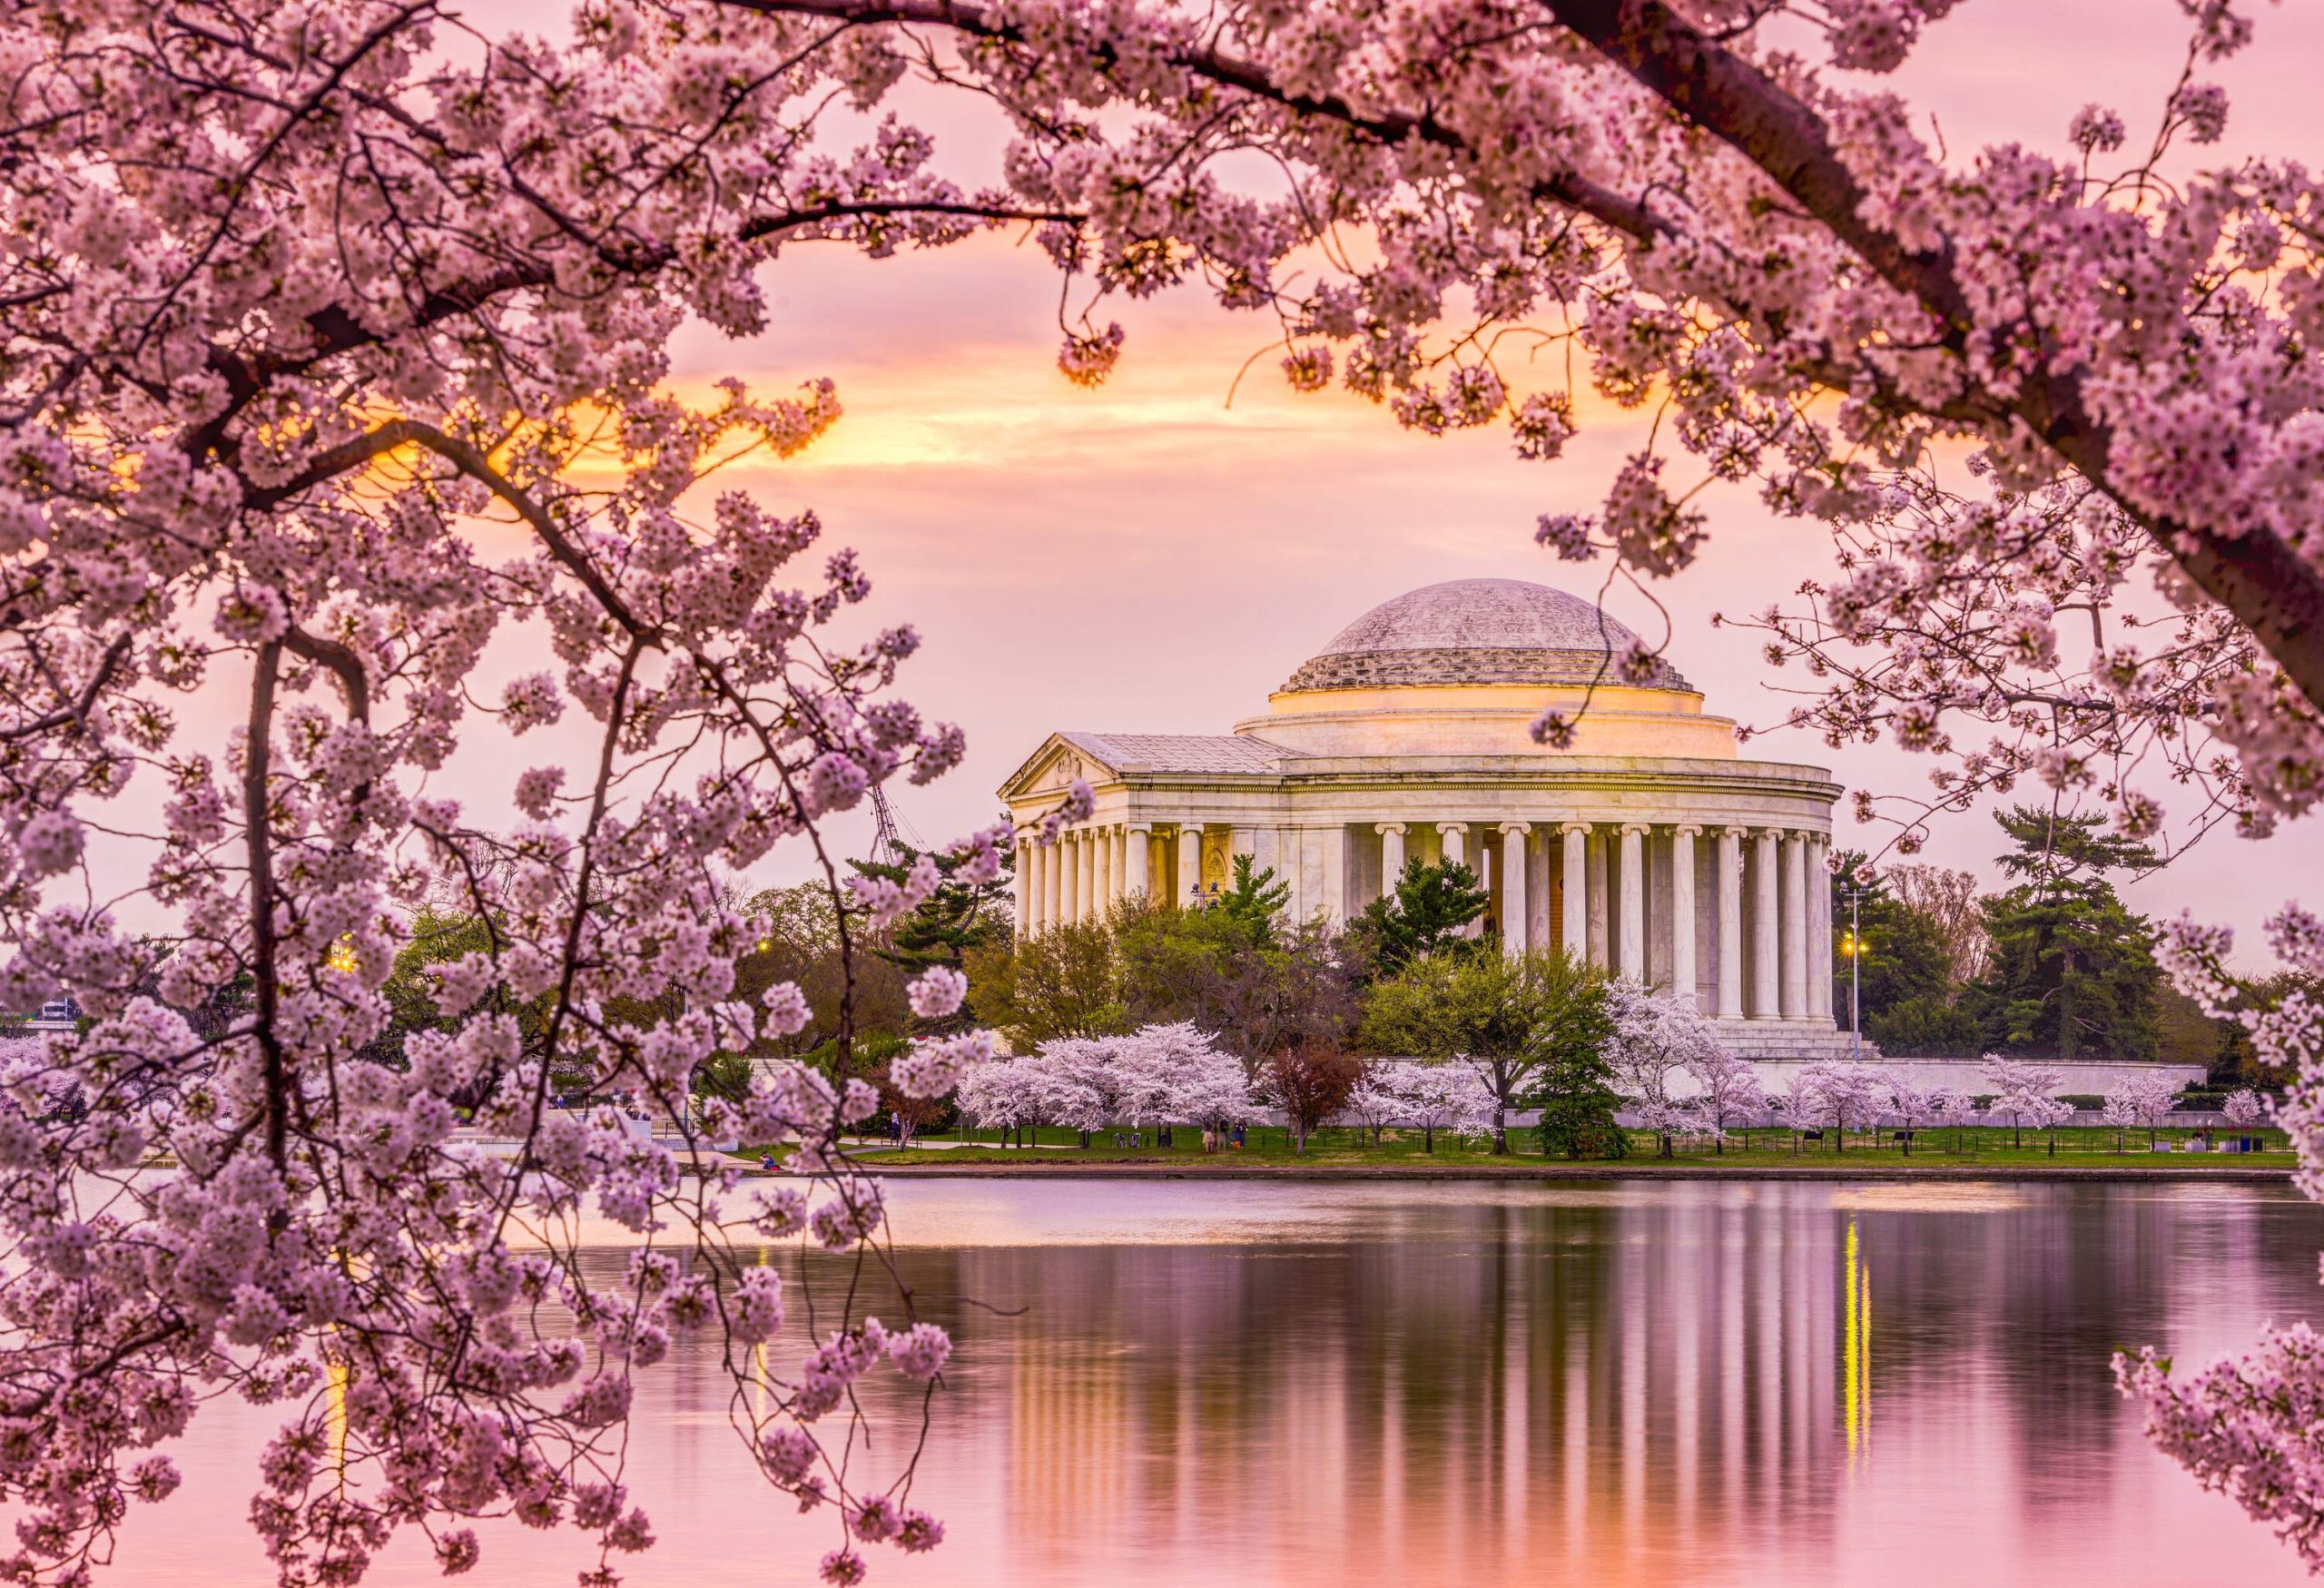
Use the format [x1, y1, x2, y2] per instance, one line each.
[1839, 883, 1866, 1062]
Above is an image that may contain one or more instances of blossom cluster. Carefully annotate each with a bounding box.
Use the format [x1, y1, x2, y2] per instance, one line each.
[0, 5, 1041, 1579]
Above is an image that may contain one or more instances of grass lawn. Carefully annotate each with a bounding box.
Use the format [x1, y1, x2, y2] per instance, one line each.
[811, 1122, 2295, 1171]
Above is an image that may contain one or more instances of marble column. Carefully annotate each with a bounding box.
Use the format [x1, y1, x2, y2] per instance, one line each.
[1317, 825, 1347, 927]
[1056, 833, 1077, 927]
[1671, 824, 1700, 1007]
[1618, 824, 1649, 981]
[1125, 823, 1151, 902]
[1780, 830, 1808, 1020]
[1718, 827, 1746, 1018]
[1377, 823, 1407, 900]
[1077, 828, 1098, 923]
[1176, 823, 1203, 908]
[1586, 827, 1610, 969]
[1499, 823, 1531, 958]
[1014, 835, 1032, 938]
[1752, 829, 1781, 1018]
[1042, 836, 1063, 932]
[1561, 823, 1590, 961]
[1811, 833, 1834, 1021]
[1109, 826, 1128, 910]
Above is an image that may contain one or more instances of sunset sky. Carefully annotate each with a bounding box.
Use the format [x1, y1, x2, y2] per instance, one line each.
[561, 0, 2314, 960]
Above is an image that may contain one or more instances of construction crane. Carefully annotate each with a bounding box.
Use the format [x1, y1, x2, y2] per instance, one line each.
[868, 784, 924, 870]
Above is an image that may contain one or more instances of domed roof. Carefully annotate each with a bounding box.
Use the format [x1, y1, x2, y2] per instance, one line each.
[1280, 578, 1690, 693]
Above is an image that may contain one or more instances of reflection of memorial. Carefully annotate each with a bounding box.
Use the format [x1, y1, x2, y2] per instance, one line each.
[1000, 579, 1864, 1060]
[909, 1186, 2271, 1585]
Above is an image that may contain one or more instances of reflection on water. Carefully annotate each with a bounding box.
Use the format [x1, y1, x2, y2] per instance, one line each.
[94, 1180, 2324, 1586]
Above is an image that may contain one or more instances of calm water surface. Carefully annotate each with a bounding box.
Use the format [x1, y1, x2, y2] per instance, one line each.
[101, 1179, 2324, 1585]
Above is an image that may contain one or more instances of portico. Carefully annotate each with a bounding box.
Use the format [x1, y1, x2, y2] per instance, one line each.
[1000, 579, 1854, 1058]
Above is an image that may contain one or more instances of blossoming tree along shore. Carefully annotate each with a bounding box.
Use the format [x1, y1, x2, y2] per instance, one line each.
[14, 0, 2324, 1573]
[0, 5, 1120, 1582]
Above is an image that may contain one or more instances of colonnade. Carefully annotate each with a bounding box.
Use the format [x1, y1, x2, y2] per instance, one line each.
[1015, 822, 1156, 937]
[1015, 817, 1834, 1021]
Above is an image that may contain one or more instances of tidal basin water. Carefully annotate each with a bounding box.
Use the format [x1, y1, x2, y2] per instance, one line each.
[99, 1178, 2324, 1586]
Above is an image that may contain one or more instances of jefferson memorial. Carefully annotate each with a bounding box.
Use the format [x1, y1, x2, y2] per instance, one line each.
[1000, 578, 1857, 1060]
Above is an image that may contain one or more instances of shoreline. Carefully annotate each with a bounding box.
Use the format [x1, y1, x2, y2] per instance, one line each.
[843, 1160, 2296, 1183]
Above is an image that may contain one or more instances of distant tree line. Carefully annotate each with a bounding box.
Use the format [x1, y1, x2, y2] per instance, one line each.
[1833, 805, 2311, 1087]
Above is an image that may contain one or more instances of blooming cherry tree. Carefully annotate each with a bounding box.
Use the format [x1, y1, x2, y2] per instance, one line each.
[17, 0, 2324, 1569]
[1982, 1057, 2066, 1151]
[700, 0, 2324, 853]
[2224, 1088, 2269, 1129]
[1605, 981, 1726, 1158]
[1882, 1079, 1932, 1156]
[1347, 1060, 1497, 1153]
[1685, 1044, 1766, 1155]
[0, 5, 1115, 1579]
[1928, 1087, 1978, 1154]
[1793, 1060, 1884, 1154]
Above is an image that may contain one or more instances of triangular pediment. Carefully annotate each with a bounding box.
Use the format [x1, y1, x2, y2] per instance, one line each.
[996, 734, 1118, 804]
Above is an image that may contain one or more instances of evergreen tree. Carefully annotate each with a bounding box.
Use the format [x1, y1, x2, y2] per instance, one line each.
[849, 820, 1017, 1032]
[1213, 854, 1292, 949]
[1344, 858, 1490, 974]
[1526, 979, 1626, 1160]
[1965, 807, 2162, 1061]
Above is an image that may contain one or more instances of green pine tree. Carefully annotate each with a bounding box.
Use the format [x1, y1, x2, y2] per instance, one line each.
[849, 818, 1018, 1032]
[1212, 854, 1292, 948]
[1965, 806, 2162, 1061]
[1345, 857, 1491, 973]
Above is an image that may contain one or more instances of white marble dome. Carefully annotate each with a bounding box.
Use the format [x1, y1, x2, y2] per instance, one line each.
[1280, 577, 1690, 692]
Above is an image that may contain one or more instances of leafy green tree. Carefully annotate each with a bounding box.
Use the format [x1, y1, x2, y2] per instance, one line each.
[1963, 807, 2162, 1061]
[1828, 850, 1957, 1035]
[1360, 947, 1607, 1153]
[965, 921, 1127, 1049]
[1115, 881, 1354, 1076]
[738, 882, 911, 1060]
[1529, 1006, 1628, 1161]
[1344, 858, 1490, 974]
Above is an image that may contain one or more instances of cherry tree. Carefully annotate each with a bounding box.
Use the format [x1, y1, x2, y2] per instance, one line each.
[1929, 1086, 1977, 1154]
[18, 0, 2324, 1569]
[1605, 981, 1725, 1158]
[1338, 1072, 1403, 1148]
[2025, 1093, 2080, 1157]
[954, 1051, 1053, 1148]
[2224, 1087, 2269, 1129]
[1982, 1057, 2066, 1151]
[1794, 1060, 1883, 1154]
[1349, 1059, 1497, 1153]
[1882, 1078, 1932, 1156]
[2108, 1070, 2182, 1151]
[679, 0, 2324, 859]
[985, 1023, 1254, 1147]
[1685, 1045, 1766, 1156]
[0, 4, 1129, 1577]
[1130, 1021, 1260, 1138]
